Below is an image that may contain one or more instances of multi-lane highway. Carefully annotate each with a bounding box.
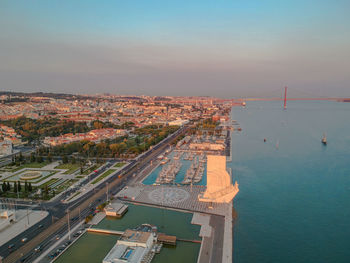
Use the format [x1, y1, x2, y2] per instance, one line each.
[1, 125, 187, 263]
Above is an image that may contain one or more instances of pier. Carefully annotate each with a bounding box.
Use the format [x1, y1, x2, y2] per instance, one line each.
[87, 228, 123, 235]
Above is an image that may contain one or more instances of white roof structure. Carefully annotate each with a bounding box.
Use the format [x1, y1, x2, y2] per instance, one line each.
[103, 245, 146, 263]
[104, 203, 128, 217]
[103, 229, 155, 263]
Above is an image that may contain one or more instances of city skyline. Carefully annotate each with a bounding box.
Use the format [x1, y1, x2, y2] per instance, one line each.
[1, 0, 349, 97]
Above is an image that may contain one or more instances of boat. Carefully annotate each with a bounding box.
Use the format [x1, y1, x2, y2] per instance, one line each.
[160, 158, 169, 165]
[322, 133, 327, 145]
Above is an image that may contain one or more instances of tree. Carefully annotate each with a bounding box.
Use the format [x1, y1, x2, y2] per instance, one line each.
[28, 182, 33, 192]
[30, 152, 36, 163]
[62, 155, 68, 164]
[19, 152, 24, 162]
[37, 156, 43, 163]
[24, 181, 28, 192]
[93, 120, 104, 129]
[7, 182, 11, 192]
[17, 181, 21, 192]
[13, 182, 17, 193]
[44, 185, 49, 196]
[47, 152, 53, 162]
[71, 156, 76, 164]
[2, 182, 7, 192]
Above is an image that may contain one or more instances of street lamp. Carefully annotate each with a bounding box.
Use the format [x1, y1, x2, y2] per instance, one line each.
[66, 209, 71, 240]
[106, 182, 109, 202]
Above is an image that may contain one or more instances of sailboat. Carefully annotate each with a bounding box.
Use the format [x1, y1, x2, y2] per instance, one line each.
[322, 133, 327, 145]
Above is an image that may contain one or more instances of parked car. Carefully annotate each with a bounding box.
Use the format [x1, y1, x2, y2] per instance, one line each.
[64, 241, 72, 246]
[8, 244, 15, 249]
[21, 237, 28, 243]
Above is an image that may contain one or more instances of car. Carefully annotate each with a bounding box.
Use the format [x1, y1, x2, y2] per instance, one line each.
[21, 237, 28, 243]
[34, 245, 43, 252]
[48, 253, 56, 259]
[38, 224, 43, 228]
[8, 244, 15, 249]
[64, 241, 72, 246]
[55, 235, 60, 240]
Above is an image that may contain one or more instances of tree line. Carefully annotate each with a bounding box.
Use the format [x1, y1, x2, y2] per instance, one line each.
[36, 125, 179, 158]
[0, 117, 134, 143]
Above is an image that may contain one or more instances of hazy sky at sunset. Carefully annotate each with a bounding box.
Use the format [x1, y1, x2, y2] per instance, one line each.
[1, 0, 349, 97]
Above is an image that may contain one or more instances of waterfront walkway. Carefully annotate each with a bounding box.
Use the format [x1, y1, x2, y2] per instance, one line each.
[116, 185, 228, 216]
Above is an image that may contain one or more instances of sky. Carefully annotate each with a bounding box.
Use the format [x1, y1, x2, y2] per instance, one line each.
[0, 0, 349, 98]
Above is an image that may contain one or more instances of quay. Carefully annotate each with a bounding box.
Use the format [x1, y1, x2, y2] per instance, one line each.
[87, 228, 124, 235]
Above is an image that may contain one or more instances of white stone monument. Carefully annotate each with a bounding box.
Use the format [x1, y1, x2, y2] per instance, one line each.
[198, 155, 239, 203]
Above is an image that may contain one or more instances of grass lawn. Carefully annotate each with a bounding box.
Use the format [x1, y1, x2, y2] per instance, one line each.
[66, 191, 81, 201]
[41, 178, 59, 188]
[91, 169, 116, 184]
[82, 164, 103, 175]
[114, 162, 126, 168]
[55, 163, 81, 174]
[33, 171, 58, 184]
[3, 170, 57, 184]
[55, 179, 79, 194]
[10, 162, 50, 172]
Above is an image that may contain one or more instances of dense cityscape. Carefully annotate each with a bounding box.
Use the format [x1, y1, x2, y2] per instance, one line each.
[0, 92, 241, 263]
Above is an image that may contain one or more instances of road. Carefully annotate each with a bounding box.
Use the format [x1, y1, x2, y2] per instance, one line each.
[1, 125, 187, 263]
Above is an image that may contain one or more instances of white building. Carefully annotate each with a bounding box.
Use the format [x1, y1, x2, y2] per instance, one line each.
[189, 142, 225, 151]
[0, 140, 12, 156]
[168, 119, 189, 126]
[104, 203, 128, 218]
[103, 229, 156, 263]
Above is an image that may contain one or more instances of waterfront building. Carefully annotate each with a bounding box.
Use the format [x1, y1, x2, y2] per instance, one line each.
[103, 229, 156, 263]
[189, 142, 225, 151]
[104, 203, 128, 218]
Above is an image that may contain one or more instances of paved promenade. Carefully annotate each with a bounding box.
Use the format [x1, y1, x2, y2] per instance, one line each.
[116, 185, 228, 216]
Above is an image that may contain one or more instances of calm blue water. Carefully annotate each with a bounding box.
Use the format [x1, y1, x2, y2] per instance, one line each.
[231, 101, 350, 263]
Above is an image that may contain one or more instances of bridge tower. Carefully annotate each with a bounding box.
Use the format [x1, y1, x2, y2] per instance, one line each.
[284, 86, 287, 110]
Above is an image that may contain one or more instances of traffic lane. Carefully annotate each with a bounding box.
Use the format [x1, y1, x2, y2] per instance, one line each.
[0, 215, 52, 258]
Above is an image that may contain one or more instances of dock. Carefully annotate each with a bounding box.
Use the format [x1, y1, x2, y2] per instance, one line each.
[87, 228, 123, 235]
[157, 233, 177, 245]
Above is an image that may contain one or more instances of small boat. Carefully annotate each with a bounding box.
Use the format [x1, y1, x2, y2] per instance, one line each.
[322, 133, 327, 145]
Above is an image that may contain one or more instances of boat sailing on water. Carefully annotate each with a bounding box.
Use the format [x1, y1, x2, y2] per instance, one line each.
[322, 133, 327, 145]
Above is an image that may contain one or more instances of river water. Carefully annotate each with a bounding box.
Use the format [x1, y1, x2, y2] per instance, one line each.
[231, 101, 350, 263]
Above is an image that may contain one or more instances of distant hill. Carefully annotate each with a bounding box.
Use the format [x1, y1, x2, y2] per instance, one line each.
[0, 91, 89, 100]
